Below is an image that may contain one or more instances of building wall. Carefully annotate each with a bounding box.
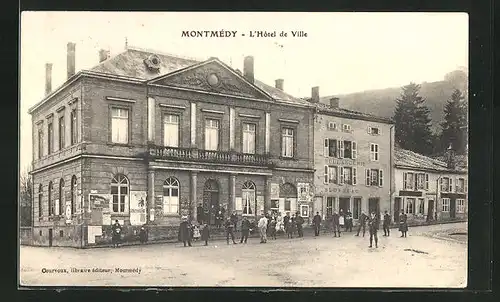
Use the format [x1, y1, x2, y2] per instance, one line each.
[314, 113, 394, 221]
[394, 167, 468, 222]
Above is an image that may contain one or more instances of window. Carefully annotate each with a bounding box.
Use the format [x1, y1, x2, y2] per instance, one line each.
[456, 178, 466, 193]
[284, 199, 291, 212]
[342, 124, 351, 132]
[163, 177, 179, 214]
[341, 167, 356, 185]
[48, 181, 54, 216]
[58, 178, 64, 216]
[281, 128, 294, 158]
[60, 230, 64, 237]
[205, 119, 220, 151]
[70, 109, 77, 145]
[70, 175, 77, 215]
[38, 184, 43, 218]
[366, 169, 383, 187]
[403, 172, 415, 190]
[368, 126, 380, 135]
[457, 199, 466, 213]
[323, 139, 337, 157]
[417, 198, 425, 214]
[163, 114, 179, 147]
[370, 143, 379, 161]
[406, 197, 415, 214]
[425, 173, 429, 190]
[242, 181, 256, 215]
[242, 123, 256, 154]
[111, 108, 129, 144]
[353, 197, 361, 219]
[324, 166, 338, 184]
[111, 174, 129, 213]
[343, 141, 357, 159]
[327, 122, 337, 130]
[416, 173, 426, 190]
[47, 122, 53, 154]
[440, 177, 452, 192]
[326, 197, 334, 217]
[37, 128, 43, 159]
[58, 116, 65, 150]
[442, 198, 450, 212]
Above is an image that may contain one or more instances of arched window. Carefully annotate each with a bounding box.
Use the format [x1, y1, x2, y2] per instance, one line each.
[71, 175, 77, 215]
[59, 178, 65, 216]
[242, 181, 256, 215]
[163, 177, 179, 214]
[111, 174, 129, 213]
[48, 181, 53, 216]
[38, 184, 43, 218]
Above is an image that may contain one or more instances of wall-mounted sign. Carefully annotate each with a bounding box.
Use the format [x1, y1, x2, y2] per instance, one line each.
[327, 158, 366, 167]
[130, 191, 147, 225]
[300, 204, 310, 217]
[326, 187, 360, 194]
[297, 183, 310, 202]
[65, 205, 72, 223]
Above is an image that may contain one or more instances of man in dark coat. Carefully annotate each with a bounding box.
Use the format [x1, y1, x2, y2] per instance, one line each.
[269, 218, 277, 240]
[196, 203, 204, 223]
[230, 211, 238, 232]
[368, 212, 379, 248]
[356, 211, 368, 237]
[201, 221, 210, 246]
[240, 216, 251, 243]
[332, 211, 341, 237]
[112, 220, 122, 248]
[295, 212, 304, 238]
[139, 226, 147, 244]
[313, 212, 322, 236]
[399, 210, 408, 237]
[225, 217, 237, 244]
[178, 216, 192, 247]
[283, 212, 291, 233]
[383, 211, 391, 236]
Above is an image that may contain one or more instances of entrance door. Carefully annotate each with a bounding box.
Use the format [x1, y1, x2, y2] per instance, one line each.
[394, 197, 401, 223]
[203, 180, 220, 226]
[339, 198, 350, 213]
[48, 229, 53, 247]
[368, 198, 380, 217]
[450, 198, 456, 219]
[427, 200, 435, 221]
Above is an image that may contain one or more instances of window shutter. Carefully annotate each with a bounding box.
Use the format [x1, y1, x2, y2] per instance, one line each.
[425, 173, 429, 190]
[367, 126, 372, 134]
[324, 166, 329, 184]
[403, 172, 407, 189]
[366, 169, 370, 186]
[352, 141, 357, 159]
[440, 178, 443, 192]
[450, 178, 453, 192]
[414, 174, 418, 191]
[352, 167, 357, 185]
[379, 169, 383, 187]
[465, 178, 468, 193]
[339, 140, 344, 158]
[339, 167, 344, 185]
[324, 139, 329, 157]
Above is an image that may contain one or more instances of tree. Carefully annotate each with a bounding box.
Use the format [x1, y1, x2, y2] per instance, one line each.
[440, 89, 468, 154]
[393, 83, 434, 155]
[19, 171, 33, 227]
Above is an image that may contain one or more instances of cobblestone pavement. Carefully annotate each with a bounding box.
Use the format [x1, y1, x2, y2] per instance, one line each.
[19, 222, 467, 288]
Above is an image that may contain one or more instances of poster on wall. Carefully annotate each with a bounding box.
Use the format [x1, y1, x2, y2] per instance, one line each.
[270, 183, 280, 199]
[297, 183, 310, 202]
[102, 213, 111, 225]
[89, 194, 110, 212]
[130, 191, 147, 226]
[257, 196, 264, 214]
[235, 197, 242, 211]
[65, 204, 72, 223]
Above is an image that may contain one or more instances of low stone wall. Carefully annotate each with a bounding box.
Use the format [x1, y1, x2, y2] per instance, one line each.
[20, 227, 32, 245]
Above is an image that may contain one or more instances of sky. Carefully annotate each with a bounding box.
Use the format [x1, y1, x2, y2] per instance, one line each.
[20, 12, 468, 173]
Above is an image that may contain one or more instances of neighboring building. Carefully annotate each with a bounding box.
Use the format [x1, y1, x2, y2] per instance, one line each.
[28, 43, 315, 247]
[309, 92, 395, 223]
[394, 147, 468, 223]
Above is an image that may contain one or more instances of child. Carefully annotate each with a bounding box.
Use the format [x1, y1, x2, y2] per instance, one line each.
[192, 223, 201, 241]
[201, 221, 210, 246]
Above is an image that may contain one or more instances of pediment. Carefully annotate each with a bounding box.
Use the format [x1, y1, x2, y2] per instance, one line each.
[149, 61, 271, 100]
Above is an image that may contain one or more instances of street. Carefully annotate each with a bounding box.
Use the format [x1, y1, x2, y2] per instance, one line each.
[19, 222, 467, 288]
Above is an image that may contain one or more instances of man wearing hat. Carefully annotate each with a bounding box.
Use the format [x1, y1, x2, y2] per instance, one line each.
[178, 216, 192, 247]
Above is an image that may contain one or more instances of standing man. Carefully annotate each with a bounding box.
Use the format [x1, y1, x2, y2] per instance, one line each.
[332, 211, 341, 237]
[356, 211, 368, 237]
[230, 211, 238, 232]
[346, 210, 353, 232]
[225, 217, 237, 245]
[258, 214, 268, 243]
[295, 211, 304, 238]
[399, 210, 408, 237]
[383, 210, 391, 236]
[178, 216, 192, 247]
[197, 203, 204, 223]
[240, 216, 250, 244]
[283, 212, 291, 234]
[368, 211, 379, 248]
[313, 212, 322, 236]
[112, 220, 122, 248]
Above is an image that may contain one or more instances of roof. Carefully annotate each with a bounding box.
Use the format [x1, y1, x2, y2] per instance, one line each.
[89, 46, 309, 106]
[432, 154, 468, 169]
[395, 148, 467, 173]
[313, 101, 394, 124]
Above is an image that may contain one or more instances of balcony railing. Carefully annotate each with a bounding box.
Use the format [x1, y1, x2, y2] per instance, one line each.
[147, 145, 270, 166]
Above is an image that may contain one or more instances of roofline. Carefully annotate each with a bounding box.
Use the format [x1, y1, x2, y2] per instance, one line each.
[27, 71, 146, 115]
[317, 108, 394, 124]
[395, 164, 467, 174]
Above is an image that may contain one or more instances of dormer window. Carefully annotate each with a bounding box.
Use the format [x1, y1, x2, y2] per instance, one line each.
[327, 122, 337, 131]
[342, 124, 351, 133]
[144, 54, 161, 71]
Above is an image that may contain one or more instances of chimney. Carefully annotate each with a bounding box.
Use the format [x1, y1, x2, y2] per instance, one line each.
[311, 86, 320, 103]
[243, 56, 254, 83]
[275, 79, 284, 91]
[99, 49, 110, 63]
[45, 63, 52, 96]
[67, 42, 76, 79]
[446, 144, 456, 169]
[330, 97, 340, 108]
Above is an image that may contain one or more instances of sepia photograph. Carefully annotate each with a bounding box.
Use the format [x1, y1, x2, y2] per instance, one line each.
[19, 11, 469, 288]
